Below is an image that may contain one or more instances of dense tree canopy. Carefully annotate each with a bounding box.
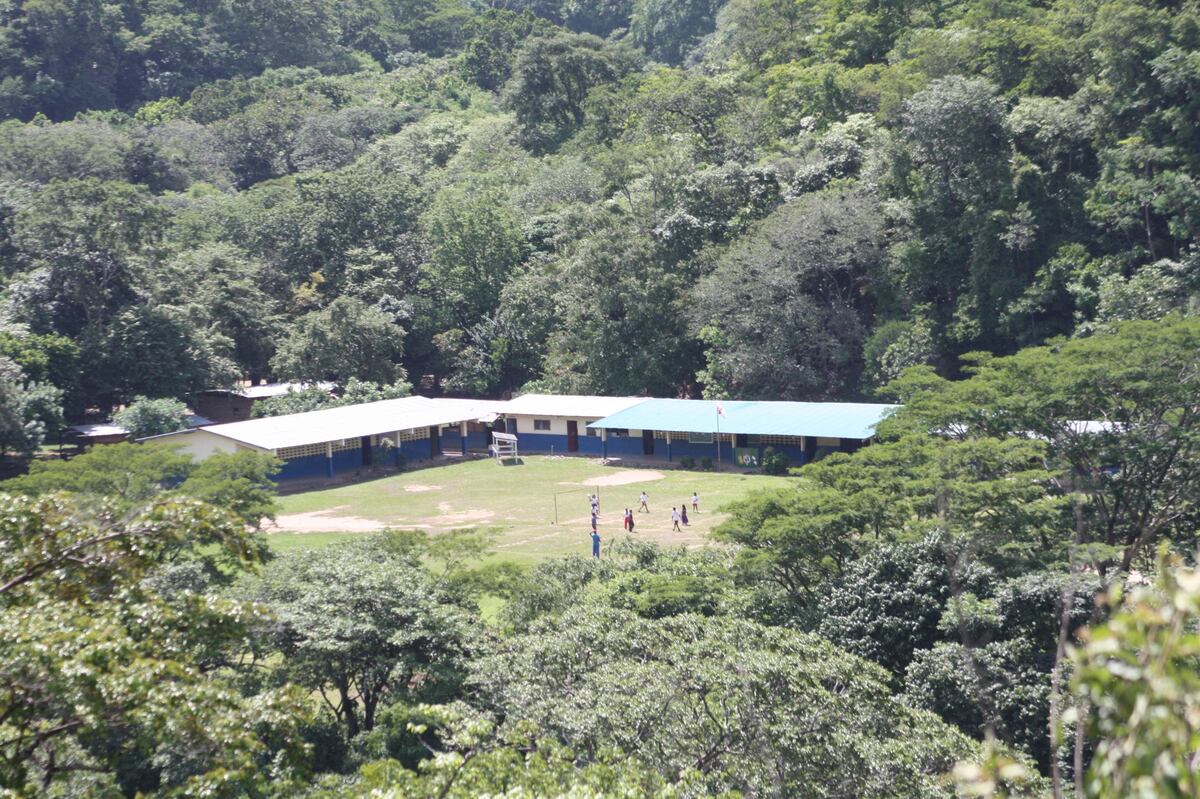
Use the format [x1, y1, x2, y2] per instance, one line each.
[0, 0, 1191, 419]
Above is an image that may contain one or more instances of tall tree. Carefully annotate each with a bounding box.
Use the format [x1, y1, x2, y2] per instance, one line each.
[245, 540, 475, 738]
[503, 31, 642, 150]
[271, 296, 407, 384]
[694, 186, 883, 399]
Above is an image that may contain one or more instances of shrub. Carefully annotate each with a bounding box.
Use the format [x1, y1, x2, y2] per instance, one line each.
[679, 455, 695, 469]
[112, 396, 188, 439]
[762, 447, 790, 475]
[700, 456, 713, 470]
[633, 574, 722, 618]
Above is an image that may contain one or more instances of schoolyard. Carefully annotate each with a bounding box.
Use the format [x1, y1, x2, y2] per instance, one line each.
[268, 456, 794, 561]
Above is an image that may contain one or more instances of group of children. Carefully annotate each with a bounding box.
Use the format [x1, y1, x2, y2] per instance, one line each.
[589, 490, 701, 558]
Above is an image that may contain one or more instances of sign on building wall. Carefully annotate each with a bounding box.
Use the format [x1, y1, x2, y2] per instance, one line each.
[734, 447, 760, 468]
[688, 432, 714, 444]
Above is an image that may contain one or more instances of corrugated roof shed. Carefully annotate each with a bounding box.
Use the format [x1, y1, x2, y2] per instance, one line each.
[197, 382, 336, 399]
[178, 396, 507, 451]
[502, 394, 646, 418]
[588, 399, 898, 440]
[69, 423, 130, 438]
[241, 381, 336, 399]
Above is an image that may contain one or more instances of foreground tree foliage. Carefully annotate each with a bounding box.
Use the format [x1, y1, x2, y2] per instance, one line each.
[312, 706, 714, 798]
[883, 317, 1200, 573]
[242, 540, 477, 739]
[471, 605, 988, 798]
[1071, 553, 1200, 798]
[4, 442, 281, 527]
[0, 493, 311, 796]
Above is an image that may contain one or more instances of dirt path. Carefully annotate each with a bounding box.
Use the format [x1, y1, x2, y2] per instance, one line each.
[581, 469, 665, 487]
[270, 507, 390, 533]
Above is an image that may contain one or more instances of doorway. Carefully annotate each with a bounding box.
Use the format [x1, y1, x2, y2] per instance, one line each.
[642, 430, 655, 455]
[360, 436, 371, 466]
[567, 420, 579, 452]
[429, 426, 440, 458]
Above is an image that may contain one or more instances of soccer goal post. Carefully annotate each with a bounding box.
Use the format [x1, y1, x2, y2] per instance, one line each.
[552, 486, 600, 525]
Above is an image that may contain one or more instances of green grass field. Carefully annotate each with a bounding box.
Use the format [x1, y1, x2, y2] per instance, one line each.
[269, 456, 795, 560]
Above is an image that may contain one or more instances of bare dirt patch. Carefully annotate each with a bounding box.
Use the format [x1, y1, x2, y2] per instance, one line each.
[404, 484, 442, 492]
[271, 507, 388, 533]
[422, 508, 495, 527]
[582, 469, 665, 487]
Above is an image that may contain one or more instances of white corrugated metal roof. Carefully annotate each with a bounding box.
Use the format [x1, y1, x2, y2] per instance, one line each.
[242, 381, 336, 399]
[69, 423, 129, 437]
[502, 394, 646, 419]
[199, 382, 336, 399]
[171, 396, 508, 451]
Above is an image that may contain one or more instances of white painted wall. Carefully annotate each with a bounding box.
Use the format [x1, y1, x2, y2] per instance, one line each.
[163, 430, 254, 461]
[509, 414, 630, 436]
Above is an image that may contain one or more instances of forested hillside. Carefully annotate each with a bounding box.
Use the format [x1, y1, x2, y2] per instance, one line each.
[0, 0, 1195, 432]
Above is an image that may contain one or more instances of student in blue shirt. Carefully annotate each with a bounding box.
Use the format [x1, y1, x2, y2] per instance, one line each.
[591, 530, 601, 558]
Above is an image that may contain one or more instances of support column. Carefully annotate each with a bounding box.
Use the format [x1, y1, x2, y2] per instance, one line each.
[460, 421, 468, 455]
[325, 440, 334, 477]
[394, 431, 402, 466]
[601, 428, 608, 459]
[666, 431, 672, 462]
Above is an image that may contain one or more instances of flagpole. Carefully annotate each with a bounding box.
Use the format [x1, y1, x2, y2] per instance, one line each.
[716, 407, 721, 470]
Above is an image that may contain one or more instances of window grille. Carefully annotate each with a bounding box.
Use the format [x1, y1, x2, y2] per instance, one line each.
[276, 443, 326, 460]
[749, 435, 804, 446]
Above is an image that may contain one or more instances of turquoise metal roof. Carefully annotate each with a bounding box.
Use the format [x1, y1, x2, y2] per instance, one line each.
[587, 399, 898, 440]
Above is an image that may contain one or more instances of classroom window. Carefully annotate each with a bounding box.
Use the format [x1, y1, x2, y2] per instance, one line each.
[534, 419, 551, 431]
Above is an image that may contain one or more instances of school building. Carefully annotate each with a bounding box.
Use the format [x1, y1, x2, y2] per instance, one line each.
[151, 392, 897, 478]
[585, 398, 898, 466]
[150, 396, 506, 481]
[498, 394, 646, 456]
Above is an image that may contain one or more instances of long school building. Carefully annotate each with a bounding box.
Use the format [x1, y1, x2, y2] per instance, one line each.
[151, 393, 898, 477]
[586, 398, 898, 466]
[152, 396, 506, 480]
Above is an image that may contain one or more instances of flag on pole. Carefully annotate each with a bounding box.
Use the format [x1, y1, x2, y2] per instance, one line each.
[716, 402, 725, 417]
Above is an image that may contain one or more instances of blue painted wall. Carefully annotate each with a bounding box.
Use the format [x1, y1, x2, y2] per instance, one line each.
[276, 447, 365, 480]
[277, 453, 329, 480]
[466, 431, 489, 451]
[603, 437, 645, 457]
[517, 432, 609, 455]
[400, 438, 434, 463]
[517, 432, 568, 453]
[333, 448, 362, 473]
[666, 440, 723, 461]
[275, 435, 439, 481]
